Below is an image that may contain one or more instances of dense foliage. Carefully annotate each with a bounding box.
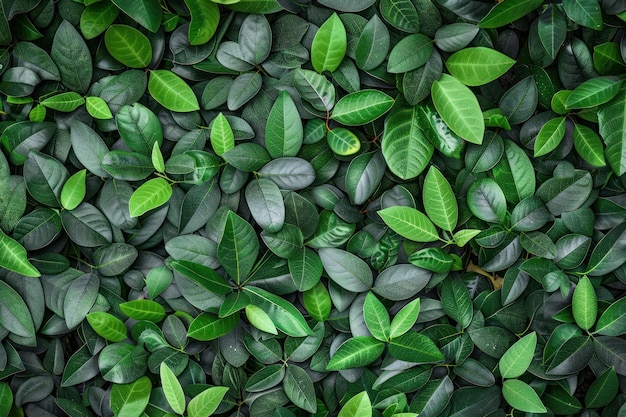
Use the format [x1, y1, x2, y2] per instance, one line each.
[1, 0, 626, 416]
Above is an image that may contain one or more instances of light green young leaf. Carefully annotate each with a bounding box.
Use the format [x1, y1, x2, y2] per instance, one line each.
[566, 76, 621, 109]
[326, 336, 385, 370]
[453, 229, 481, 247]
[85, 96, 113, 119]
[245, 286, 313, 337]
[534, 116, 566, 157]
[445, 47, 515, 86]
[338, 391, 371, 417]
[479, 0, 544, 28]
[210, 113, 234, 157]
[389, 298, 420, 339]
[41, 92, 85, 112]
[327, 127, 361, 156]
[151, 143, 165, 173]
[499, 332, 537, 379]
[245, 304, 278, 335]
[502, 379, 547, 413]
[595, 298, 626, 336]
[148, 70, 200, 112]
[423, 166, 457, 232]
[0, 228, 40, 277]
[61, 169, 87, 211]
[378, 206, 439, 242]
[572, 275, 597, 331]
[573, 123, 606, 167]
[431, 73, 484, 144]
[187, 386, 229, 417]
[104, 24, 152, 68]
[160, 362, 185, 415]
[86, 312, 127, 342]
[110, 376, 152, 417]
[331, 90, 394, 126]
[311, 13, 347, 73]
[363, 292, 390, 342]
[129, 177, 173, 218]
[120, 299, 166, 322]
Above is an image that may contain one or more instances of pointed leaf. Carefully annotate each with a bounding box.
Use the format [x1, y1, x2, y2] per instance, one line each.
[61, 169, 86, 211]
[566, 76, 621, 109]
[499, 332, 537, 378]
[0, 279, 35, 339]
[185, 0, 219, 45]
[572, 275, 597, 331]
[187, 386, 229, 417]
[467, 177, 507, 223]
[563, 0, 603, 30]
[378, 206, 439, 242]
[331, 90, 393, 126]
[595, 298, 626, 336]
[218, 211, 259, 284]
[326, 336, 385, 370]
[148, 70, 199, 112]
[573, 123, 605, 167]
[479, 0, 544, 28]
[110, 0, 161, 32]
[170, 260, 232, 295]
[389, 298, 420, 339]
[311, 13, 347, 73]
[423, 166, 457, 232]
[110, 376, 152, 417]
[338, 391, 371, 417]
[432, 74, 484, 144]
[502, 379, 547, 413]
[245, 286, 312, 337]
[284, 365, 317, 413]
[86, 312, 127, 342]
[104, 24, 152, 68]
[129, 177, 172, 218]
[363, 292, 390, 342]
[160, 363, 185, 415]
[0, 228, 40, 277]
[445, 47, 515, 86]
[210, 113, 234, 157]
[265, 90, 303, 158]
[440, 275, 473, 328]
[388, 331, 444, 363]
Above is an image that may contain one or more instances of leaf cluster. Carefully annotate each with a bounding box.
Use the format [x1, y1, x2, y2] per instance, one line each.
[0, 0, 625, 416]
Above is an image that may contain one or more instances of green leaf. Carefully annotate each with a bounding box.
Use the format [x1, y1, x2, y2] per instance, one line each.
[0, 383, 13, 417]
[245, 304, 278, 335]
[435, 23, 479, 52]
[110, 376, 152, 417]
[345, 151, 386, 205]
[387, 34, 433, 74]
[227, 72, 262, 110]
[585, 367, 618, 408]
[338, 391, 371, 417]
[379, 0, 419, 32]
[120, 299, 166, 322]
[80, 2, 120, 39]
[86, 96, 113, 119]
[245, 286, 312, 337]
[294, 69, 336, 111]
[389, 298, 420, 339]
[117, 103, 163, 156]
[598, 88, 626, 175]
[239, 14, 272, 65]
[467, 177, 507, 223]
[499, 332, 537, 379]
[63, 272, 99, 329]
[423, 166, 457, 232]
[327, 127, 361, 156]
[51, 20, 92, 93]
[187, 313, 238, 341]
[326, 336, 385, 370]
[41, 92, 85, 112]
[151, 143, 165, 173]
[502, 379, 547, 413]
[595, 298, 626, 336]
[479, 0, 544, 28]
[0, 279, 35, 339]
[129, 177, 172, 218]
[311, 13, 347, 73]
[171, 260, 232, 295]
[319, 247, 373, 292]
[388, 331, 444, 363]
[566, 76, 621, 109]
[572, 276, 597, 331]
[61, 169, 86, 211]
[378, 206, 439, 242]
[573, 123, 605, 167]
[185, 0, 219, 45]
[218, 211, 260, 284]
[331, 90, 393, 126]
[303, 281, 331, 322]
[355, 15, 390, 70]
[499, 76, 538, 125]
[363, 292, 390, 342]
[160, 363, 185, 415]
[222, 143, 271, 172]
[0, 228, 40, 277]
[265, 90, 303, 158]
[148, 70, 200, 112]
[104, 24, 152, 68]
[187, 386, 229, 417]
[381, 106, 434, 180]
[445, 47, 515, 86]
[563, 0, 603, 30]
[492, 140, 536, 205]
[86, 312, 127, 342]
[440, 275, 473, 328]
[453, 229, 481, 247]
[284, 365, 317, 413]
[538, 5, 567, 59]
[534, 116, 567, 157]
[110, 0, 161, 32]
[288, 248, 323, 291]
[210, 113, 234, 157]
[432, 74, 484, 144]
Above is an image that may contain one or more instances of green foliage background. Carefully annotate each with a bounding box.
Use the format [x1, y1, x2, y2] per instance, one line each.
[0, 0, 626, 416]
